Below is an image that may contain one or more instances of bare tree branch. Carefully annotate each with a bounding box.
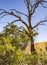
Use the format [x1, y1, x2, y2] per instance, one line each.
[24, 0, 29, 11]
[10, 20, 20, 23]
[1, 14, 10, 18]
[0, 9, 29, 30]
[31, 0, 47, 15]
[24, 0, 31, 13]
[41, 3, 47, 8]
[0, 9, 21, 18]
[33, 20, 47, 29]
[10, 9, 28, 17]
[24, 0, 32, 28]
[32, 1, 41, 15]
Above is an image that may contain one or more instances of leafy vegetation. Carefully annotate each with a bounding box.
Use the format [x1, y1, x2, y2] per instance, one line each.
[0, 23, 47, 65]
[0, 45, 47, 65]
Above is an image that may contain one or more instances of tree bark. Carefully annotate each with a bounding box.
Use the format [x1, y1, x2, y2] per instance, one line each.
[30, 36, 35, 53]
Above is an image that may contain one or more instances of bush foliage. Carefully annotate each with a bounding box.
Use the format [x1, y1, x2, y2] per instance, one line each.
[0, 23, 47, 65]
[0, 45, 47, 65]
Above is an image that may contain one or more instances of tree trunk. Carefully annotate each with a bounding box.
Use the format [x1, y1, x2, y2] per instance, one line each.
[30, 36, 35, 53]
[24, 36, 35, 54]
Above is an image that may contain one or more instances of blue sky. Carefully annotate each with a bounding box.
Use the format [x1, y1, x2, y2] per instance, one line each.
[0, 0, 47, 42]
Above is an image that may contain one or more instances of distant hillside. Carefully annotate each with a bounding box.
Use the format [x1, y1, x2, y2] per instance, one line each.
[35, 42, 47, 52]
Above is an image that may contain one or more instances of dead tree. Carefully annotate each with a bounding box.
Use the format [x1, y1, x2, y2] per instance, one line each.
[0, 0, 47, 53]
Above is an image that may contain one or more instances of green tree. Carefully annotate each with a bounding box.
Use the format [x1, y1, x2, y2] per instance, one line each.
[0, 0, 47, 53]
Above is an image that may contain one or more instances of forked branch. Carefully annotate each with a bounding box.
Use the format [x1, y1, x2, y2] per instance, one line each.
[31, 0, 47, 15]
[0, 9, 29, 30]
